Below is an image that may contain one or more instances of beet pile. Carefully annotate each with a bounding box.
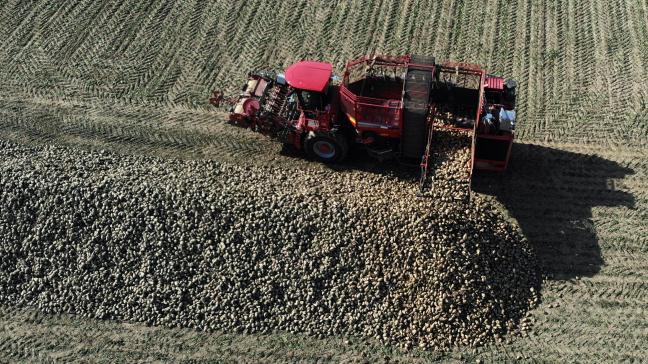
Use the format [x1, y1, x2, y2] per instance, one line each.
[0, 140, 539, 350]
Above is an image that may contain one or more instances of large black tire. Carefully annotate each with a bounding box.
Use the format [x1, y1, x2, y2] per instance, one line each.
[304, 131, 349, 163]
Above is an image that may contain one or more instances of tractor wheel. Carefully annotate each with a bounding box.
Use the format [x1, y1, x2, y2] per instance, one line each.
[304, 131, 348, 163]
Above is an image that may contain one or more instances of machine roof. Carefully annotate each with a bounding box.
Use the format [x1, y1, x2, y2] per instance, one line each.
[284, 61, 332, 92]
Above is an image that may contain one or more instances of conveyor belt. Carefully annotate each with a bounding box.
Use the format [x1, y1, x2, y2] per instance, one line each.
[401, 55, 435, 159]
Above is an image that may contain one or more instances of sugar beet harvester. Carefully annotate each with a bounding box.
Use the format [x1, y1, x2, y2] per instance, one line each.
[215, 54, 517, 190]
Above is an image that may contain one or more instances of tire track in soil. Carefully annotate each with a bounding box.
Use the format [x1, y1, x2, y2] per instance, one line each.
[511, 0, 532, 142]
[402, 1, 423, 56]
[170, 0, 218, 104]
[611, 0, 648, 148]
[0, 0, 23, 46]
[268, 1, 305, 67]
[117, 0, 176, 101]
[157, 1, 211, 105]
[191, 2, 231, 101]
[530, 1, 547, 132]
[411, 0, 438, 56]
[211, 2, 244, 88]
[105, 0, 162, 63]
[360, 0, 385, 55]
[300, 3, 333, 61]
[452, 0, 482, 65]
[59, 1, 115, 62]
[0, 1, 49, 56]
[221, 1, 276, 91]
[476, 0, 498, 70]
[0, 98, 269, 163]
[59, 0, 134, 100]
[417, 0, 442, 58]
[444, 0, 463, 61]
[345, 0, 372, 59]
[321, 1, 352, 70]
[133, 1, 185, 103]
[375, 0, 398, 53]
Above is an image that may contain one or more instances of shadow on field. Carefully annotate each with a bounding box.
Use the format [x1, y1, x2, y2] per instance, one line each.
[280, 144, 420, 180]
[472, 143, 635, 280]
[282, 142, 636, 280]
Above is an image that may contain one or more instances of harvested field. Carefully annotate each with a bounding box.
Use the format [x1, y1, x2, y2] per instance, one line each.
[1, 0, 647, 362]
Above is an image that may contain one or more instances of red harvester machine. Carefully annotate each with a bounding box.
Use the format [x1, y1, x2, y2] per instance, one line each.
[214, 54, 517, 192]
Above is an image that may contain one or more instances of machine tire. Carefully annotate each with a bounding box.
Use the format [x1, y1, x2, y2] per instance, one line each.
[304, 131, 348, 163]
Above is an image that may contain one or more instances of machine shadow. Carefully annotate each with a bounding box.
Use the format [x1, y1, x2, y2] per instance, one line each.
[472, 143, 635, 280]
[284, 143, 635, 280]
[293, 145, 421, 181]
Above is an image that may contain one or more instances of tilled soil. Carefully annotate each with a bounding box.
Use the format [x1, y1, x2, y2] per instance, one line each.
[0, 140, 540, 351]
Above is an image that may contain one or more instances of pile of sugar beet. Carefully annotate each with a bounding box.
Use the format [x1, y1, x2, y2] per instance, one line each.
[0, 139, 540, 351]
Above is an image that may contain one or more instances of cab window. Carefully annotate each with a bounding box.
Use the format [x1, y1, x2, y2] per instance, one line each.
[297, 90, 324, 111]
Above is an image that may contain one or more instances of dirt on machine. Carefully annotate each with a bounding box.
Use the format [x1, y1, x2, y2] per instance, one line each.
[212, 54, 518, 195]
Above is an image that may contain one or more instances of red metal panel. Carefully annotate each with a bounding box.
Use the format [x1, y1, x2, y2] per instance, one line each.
[339, 81, 403, 137]
[485, 76, 504, 90]
[284, 61, 333, 92]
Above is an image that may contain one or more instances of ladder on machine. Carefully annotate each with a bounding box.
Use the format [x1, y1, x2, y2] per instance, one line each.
[418, 114, 434, 195]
